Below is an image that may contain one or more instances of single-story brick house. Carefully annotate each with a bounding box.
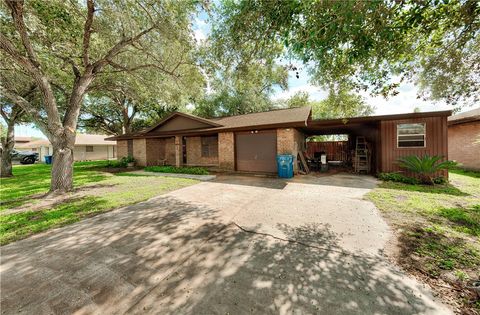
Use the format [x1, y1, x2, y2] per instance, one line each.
[107, 107, 451, 175]
[448, 107, 480, 171]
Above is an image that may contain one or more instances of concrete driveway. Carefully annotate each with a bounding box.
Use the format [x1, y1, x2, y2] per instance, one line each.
[0, 173, 451, 315]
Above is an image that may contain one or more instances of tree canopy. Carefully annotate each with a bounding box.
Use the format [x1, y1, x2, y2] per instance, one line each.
[211, 0, 480, 106]
[0, 0, 203, 192]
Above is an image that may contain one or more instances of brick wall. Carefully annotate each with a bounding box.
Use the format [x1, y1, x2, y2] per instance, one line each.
[165, 137, 176, 165]
[117, 140, 128, 159]
[277, 128, 304, 173]
[133, 138, 147, 166]
[449, 121, 480, 170]
[185, 136, 219, 166]
[218, 132, 235, 171]
[145, 138, 166, 166]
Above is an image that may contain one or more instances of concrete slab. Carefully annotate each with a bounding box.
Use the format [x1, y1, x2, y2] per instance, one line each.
[0, 173, 452, 315]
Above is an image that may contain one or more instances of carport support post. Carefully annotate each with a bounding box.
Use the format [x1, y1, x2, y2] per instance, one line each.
[175, 136, 182, 167]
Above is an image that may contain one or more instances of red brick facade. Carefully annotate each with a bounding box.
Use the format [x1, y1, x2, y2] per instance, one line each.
[119, 128, 302, 171]
[448, 121, 480, 170]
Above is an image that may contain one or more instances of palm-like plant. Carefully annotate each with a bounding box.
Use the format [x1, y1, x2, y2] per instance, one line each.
[397, 155, 456, 185]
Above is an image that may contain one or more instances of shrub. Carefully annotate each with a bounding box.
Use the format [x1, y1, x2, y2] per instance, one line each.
[378, 172, 419, 184]
[397, 155, 457, 185]
[106, 156, 135, 168]
[144, 165, 209, 175]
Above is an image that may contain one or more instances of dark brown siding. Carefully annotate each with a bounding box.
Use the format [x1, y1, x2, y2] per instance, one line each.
[379, 116, 448, 176]
[150, 116, 214, 133]
[306, 141, 349, 161]
[235, 130, 277, 173]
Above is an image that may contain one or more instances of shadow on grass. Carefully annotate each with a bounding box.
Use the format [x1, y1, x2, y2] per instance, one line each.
[397, 224, 480, 277]
[0, 196, 109, 245]
[378, 181, 469, 196]
[436, 205, 480, 237]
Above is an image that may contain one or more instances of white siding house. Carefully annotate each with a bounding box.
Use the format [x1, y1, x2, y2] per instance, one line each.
[16, 134, 116, 162]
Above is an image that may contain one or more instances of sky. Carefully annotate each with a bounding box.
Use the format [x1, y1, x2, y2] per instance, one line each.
[11, 10, 458, 138]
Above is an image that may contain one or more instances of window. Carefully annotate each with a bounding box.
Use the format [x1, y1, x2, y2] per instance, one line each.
[397, 123, 426, 148]
[86, 146, 94, 152]
[201, 136, 218, 157]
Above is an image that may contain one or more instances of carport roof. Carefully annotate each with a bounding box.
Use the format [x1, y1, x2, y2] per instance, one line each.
[302, 110, 452, 135]
[106, 108, 451, 140]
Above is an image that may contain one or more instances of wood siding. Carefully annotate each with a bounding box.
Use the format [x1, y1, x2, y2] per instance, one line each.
[306, 141, 349, 162]
[379, 116, 448, 176]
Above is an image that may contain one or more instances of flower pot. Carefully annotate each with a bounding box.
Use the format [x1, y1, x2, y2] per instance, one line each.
[127, 162, 135, 168]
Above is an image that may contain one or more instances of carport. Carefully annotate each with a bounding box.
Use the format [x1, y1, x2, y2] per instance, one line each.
[300, 117, 381, 174]
[299, 110, 450, 176]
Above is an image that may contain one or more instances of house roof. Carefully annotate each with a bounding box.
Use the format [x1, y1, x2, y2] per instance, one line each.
[17, 134, 115, 148]
[448, 107, 480, 125]
[107, 106, 312, 140]
[15, 136, 33, 143]
[105, 108, 452, 141]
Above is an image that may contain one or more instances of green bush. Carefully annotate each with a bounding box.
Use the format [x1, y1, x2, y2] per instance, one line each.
[144, 165, 209, 175]
[378, 172, 420, 184]
[397, 155, 456, 185]
[106, 156, 135, 168]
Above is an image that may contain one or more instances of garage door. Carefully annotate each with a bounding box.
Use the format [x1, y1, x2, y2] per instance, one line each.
[235, 130, 277, 173]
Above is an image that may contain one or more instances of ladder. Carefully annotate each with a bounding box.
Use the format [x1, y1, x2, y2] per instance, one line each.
[354, 136, 370, 173]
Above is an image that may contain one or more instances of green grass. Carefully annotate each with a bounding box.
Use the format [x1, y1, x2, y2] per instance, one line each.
[367, 171, 480, 310]
[144, 165, 209, 175]
[0, 161, 197, 244]
[0, 161, 109, 210]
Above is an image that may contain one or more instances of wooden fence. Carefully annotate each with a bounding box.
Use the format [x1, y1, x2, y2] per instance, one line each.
[306, 141, 349, 162]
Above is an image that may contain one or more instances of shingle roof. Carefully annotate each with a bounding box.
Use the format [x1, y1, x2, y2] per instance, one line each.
[448, 107, 480, 125]
[17, 134, 115, 148]
[106, 106, 312, 140]
[212, 106, 311, 129]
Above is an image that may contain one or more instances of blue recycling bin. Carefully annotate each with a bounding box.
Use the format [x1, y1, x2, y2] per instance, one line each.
[44, 155, 53, 164]
[276, 154, 294, 178]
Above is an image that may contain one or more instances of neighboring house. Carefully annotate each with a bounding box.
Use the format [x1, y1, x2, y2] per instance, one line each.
[14, 136, 33, 147]
[448, 107, 480, 171]
[107, 107, 451, 176]
[17, 134, 117, 162]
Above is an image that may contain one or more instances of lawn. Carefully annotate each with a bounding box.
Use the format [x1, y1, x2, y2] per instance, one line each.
[367, 169, 480, 312]
[0, 161, 197, 245]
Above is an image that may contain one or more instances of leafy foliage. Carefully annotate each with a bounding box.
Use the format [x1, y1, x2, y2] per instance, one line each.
[278, 88, 374, 120]
[378, 172, 420, 185]
[397, 155, 457, 184]
[144, 165, 209, 175]
[211, 0, 480, 106]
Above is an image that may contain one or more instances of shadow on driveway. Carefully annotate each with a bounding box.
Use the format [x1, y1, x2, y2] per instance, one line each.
[1, 190, 450, 314]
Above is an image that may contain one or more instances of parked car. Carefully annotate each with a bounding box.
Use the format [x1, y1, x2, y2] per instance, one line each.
[11, 149, 39, 164]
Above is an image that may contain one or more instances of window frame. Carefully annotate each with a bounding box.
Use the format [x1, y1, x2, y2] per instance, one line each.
[201, 135, 218, 158]
[396, 123, 426, 148]
[86, 145, 94, 152]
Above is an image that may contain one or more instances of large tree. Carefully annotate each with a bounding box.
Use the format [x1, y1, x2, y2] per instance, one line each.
[279, 89, 374, 119]
[193, 61, 288, 117]
[212, 0, 480, 106]
[0, 0, 201, 193]
[80, 66, 203, 136]
[0, 103, 25, 177]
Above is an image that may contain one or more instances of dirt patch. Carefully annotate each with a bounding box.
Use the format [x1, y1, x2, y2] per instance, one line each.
[383, 223, 480, 315]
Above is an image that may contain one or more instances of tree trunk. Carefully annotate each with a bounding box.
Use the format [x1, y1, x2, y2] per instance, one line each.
[0, 121, 15, 177]
[50, 135, 75, 193]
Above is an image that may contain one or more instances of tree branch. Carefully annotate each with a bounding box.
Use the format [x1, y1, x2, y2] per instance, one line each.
[92, 24, 157, 74]
[82, 0, 95, 67]
[5, 0, 39, 66]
